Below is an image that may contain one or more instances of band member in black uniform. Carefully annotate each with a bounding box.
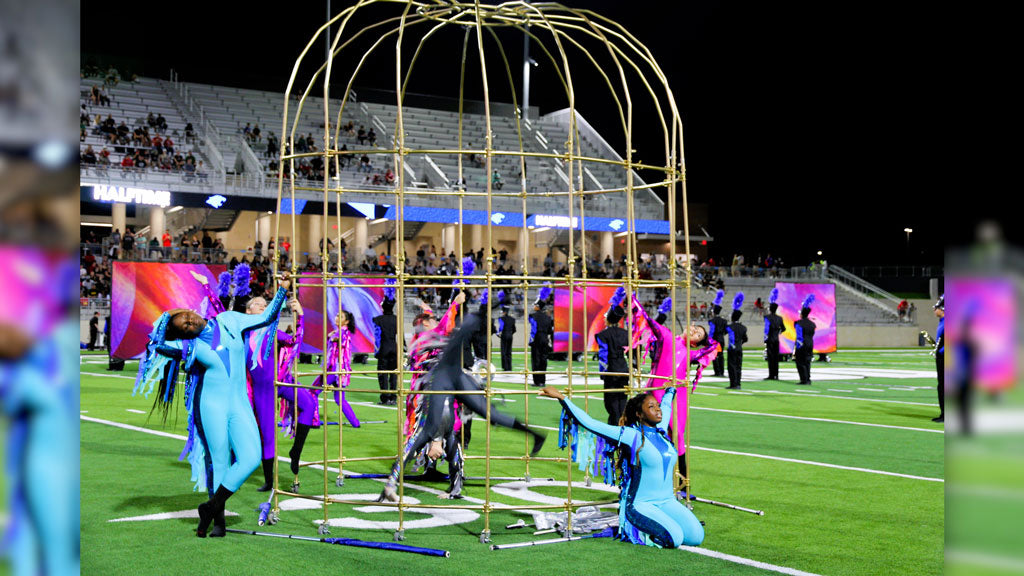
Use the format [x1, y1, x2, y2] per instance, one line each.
[529, 285, 554, 387]
[727, 292, 748, 389]
[708, 290, 728, 377]
[372, 281, 399, 405]
[763, 288, 785, 380]
[794, 295, 817, 385]
[595, 287, 630, 424]
[497, 303, 516, 371]
[933, 295, 945, 423]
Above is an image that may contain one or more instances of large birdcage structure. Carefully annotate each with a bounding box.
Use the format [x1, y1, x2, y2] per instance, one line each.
[270, 0, 692, 544]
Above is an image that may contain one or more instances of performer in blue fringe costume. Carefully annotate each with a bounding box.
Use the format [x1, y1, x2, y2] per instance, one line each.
[540, 386, 704, 548]
[133, 273, 291, 538]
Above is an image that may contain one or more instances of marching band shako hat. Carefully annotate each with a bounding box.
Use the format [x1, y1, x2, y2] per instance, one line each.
[731, 292, 745, 322]
[606, 287, 626, 324]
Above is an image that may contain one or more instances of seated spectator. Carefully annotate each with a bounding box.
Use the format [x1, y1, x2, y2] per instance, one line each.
[151, 134, 163, 152]
[372, 173, 383, 186]
[185, 122, 196, 143]
[252, 124, 261, 142]
[384, 167, 395, 184]
[265, 133, 278, 158]
[367, 128, 377, 146]
[147, 112, 157, 129]
[492, 169, 503, 190]
[357, 126, 366, 145]
[242, 122, 252, 137]
[358, 153, 371, 173]
[120, 154, 134, 168]
[163, 136, 174, 155]
[98, 147, 111, 165]
[82, 145, 97, 164]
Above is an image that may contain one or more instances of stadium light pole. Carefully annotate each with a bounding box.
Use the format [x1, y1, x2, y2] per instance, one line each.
[522, 24, 531, 120]
[904, 227, 912, 248]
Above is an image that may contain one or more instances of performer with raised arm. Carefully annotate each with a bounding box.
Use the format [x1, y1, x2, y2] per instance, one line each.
[539, 385, 705, 548]
[707, 290, 727, 377]
[794, 295, 817, 385]
[134, 272, 291, 538]
[628, 294, 720, 482]
[379, 298, 547, 502]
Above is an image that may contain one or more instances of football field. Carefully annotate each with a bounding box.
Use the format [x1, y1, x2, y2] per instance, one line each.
[80, 348, 943, 576]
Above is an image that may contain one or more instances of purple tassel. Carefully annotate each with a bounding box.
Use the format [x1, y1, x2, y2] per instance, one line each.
[733, 292, 744, 310]
[609, 286, 626, 308]
[658, 297, 672, 315]
[538, 283, 553, 303]
[769, 288, 779, 304]
[713, 289, 725, 307]
[217, 272, 232, 299]
[382, 278, 396, 301]
[801, 294, 816, 310]
[233, 263, 251, 297]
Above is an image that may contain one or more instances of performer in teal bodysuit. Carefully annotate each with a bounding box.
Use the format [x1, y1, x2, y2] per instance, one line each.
[135, 274, 291, 537]
[539, 386, 704, 548]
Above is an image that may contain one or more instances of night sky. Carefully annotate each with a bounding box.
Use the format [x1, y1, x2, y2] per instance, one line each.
[82, 1, 986, 267]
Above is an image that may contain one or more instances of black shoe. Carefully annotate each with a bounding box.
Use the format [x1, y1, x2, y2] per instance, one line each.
[530, 430, 547, 457]
[256, 458, 274, 492]
[196, 501, 214, 538]
[726, 386, 741, 390]
[210, 510, 226, 537]
[932, 416, 944, 423]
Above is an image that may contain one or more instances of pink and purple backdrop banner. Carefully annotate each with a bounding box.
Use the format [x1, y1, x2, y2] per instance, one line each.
[775, 282, 838, 354]
[946, 277, 1015, 392]
[296, 275, 386, 355]
[553, 284, 621, 354]
[1, 246, 69, 340]
[111, 262, 227, 360]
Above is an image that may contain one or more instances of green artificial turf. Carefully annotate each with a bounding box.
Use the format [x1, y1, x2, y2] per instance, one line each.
[80, 348, 944, 575]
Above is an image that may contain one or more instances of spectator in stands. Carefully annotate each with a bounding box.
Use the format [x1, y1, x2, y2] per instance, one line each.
[163, 135, 174, 155]
[243, 122, 252, 138]
[384, 167, 395, 185]
[151, 133, 163, 153]
[357, 125, 367, 145]
[250, 124, 261, 142]
[367, 128, 377, 146]
[265, 133, 277, 158]
[147, 112, 157, 130]
[359, 153, 371, 173]
[148, 236, 161, 259]
[492, 169, 503, 190]
[202, 231, 213, 257]
[82, 145, 97, 164]
[156, 113, 167, 133]
[185, 122, 196, 143]
[135, 232, 147, 259]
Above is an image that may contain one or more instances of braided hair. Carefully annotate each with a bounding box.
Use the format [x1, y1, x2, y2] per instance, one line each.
[615, 392, 655, 485]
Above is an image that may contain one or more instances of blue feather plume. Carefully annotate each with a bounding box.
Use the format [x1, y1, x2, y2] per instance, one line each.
[233, 263, 251, 297]
[769, 288, 779, 304]
[496, 290, 506, 304]
[713, 290, 725, 307]
[733, 292, 745, 310]
[609, 286, 626, 308]
[658, 297, 672, 314]
[382, 278, 396, 301]
[479, 289, 489, 306]
[537, 283, 553, 303]
[801, 294, 816, 310]
[462, 257, 475, 277]
[217, 272, 232, 299]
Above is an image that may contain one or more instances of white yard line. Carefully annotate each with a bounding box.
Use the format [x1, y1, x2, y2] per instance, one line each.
[690, 445, 943, 482]
[680, 546, 824, 576]
[691, 406, 942, 434]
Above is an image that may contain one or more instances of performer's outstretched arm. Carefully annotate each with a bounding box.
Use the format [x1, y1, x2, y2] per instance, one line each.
[538, 387, 639, 446]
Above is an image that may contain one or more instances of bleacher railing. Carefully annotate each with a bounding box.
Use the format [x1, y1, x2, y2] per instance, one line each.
[826, 265, 901, 319]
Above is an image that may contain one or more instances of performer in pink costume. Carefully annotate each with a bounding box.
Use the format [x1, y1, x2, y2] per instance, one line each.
[628, 296, 719, 479]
